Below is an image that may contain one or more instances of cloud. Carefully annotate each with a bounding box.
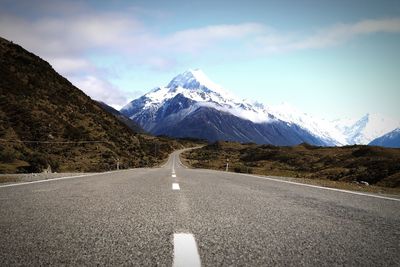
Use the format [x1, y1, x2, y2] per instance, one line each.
[0, 13, 143, 57]
[0, 10, 265, 62]
[144, 57, 177, 71]
[292, 18, 400, 50]
[256, 18, 400, 52]
[71, 76, 128, 110]
[3, 10, 397, 67]
[162, 23, 266, 53]
[50, 57, 94, 75]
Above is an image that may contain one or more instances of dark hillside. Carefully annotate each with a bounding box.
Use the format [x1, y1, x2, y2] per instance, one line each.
[97, 101, 145, 134]
[0, 37, 182, 173]
[182, 142, 400, 188]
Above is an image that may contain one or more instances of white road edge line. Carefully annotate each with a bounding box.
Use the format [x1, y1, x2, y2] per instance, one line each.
[177, 154, 188, 169]
[240, 173, 400, 202]
[0, 169, 136, 189]
[172, 183, 180, 190]
[173, 233, 201, 267]
[0, 173, 98, 188]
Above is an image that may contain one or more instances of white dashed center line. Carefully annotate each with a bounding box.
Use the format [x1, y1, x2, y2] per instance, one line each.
[173, 233, 201, 267]
[172, 183, 180, 190]
[172, 174, 176, 178]
[172, 155, 176, 174]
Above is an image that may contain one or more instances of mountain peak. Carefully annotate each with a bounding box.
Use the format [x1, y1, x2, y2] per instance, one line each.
[167, 69, 228, 97]
[362, 113, 370, 120]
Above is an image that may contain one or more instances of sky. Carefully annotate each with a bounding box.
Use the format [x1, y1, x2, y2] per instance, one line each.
[0, 0, 399, 121]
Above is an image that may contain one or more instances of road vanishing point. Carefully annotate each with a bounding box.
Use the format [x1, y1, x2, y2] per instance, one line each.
[1, 149, 399, 266]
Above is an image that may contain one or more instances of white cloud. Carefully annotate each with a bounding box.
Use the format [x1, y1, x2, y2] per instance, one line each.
[163, 23, 266, 53]
[256, 18, 400, 52]
[71, 76, 128, 110]
[50, 57, 93, 75]
[145, 57, 177, 71]
[0, 13, 143, 57]
[292, 18, 400, 50]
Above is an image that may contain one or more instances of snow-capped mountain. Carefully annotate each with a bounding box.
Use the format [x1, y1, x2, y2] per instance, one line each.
[333, 114, 400, 145]
[120, 69, 399, 147]
[122, 69, 272, 125]
[369, 128, 400, 148]
[121, 69, 338, 146]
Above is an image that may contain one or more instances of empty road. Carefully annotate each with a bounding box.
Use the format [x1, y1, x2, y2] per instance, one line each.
[0, 150, 399, 266]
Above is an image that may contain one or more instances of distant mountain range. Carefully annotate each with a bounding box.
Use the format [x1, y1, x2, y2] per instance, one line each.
[121, 69, 400, 147]
[333, 114, 399, 145]
[369, 128, 400, 148]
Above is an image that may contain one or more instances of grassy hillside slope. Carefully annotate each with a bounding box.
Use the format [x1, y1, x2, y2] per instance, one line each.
[0, 37, 196, 173]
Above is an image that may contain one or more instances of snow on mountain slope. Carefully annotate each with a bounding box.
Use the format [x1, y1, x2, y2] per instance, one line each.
[334, 114, 400, 144]
[266, 102, 347, 146]
[369, 128, 400, 148]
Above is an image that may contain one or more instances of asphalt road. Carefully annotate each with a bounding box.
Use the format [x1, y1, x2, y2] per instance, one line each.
[0, 150, 399, 266]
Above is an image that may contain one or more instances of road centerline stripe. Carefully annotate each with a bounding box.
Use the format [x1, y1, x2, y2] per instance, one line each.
[172, 155, 176, 173]
[173, 233, 201, 267]
[172, 183, 180, 190]
[172, 174, 177, 178]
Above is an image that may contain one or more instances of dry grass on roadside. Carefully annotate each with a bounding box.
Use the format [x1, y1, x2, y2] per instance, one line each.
[0, 175, 20, 183]
[181, 141, 400, 196]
